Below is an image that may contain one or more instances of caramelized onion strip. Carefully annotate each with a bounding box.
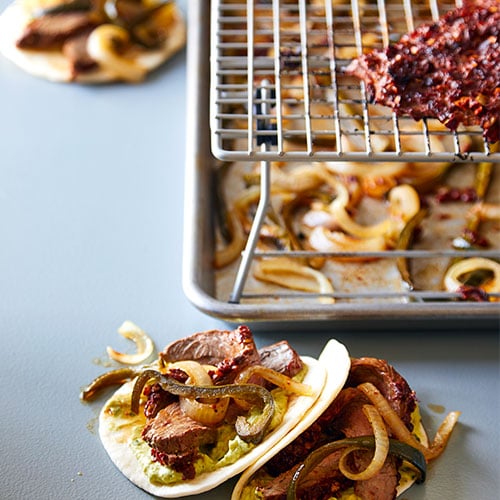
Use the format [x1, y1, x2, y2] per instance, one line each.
[338, 405, 389, 480]
[444, 257, 500, 296]
[253, 257, 335, 304]
[168, 361, 230, 425]
[235, 365, 314, 397]
[106, 321, 155, 365]
[308, 227, 386, 261]
[357, 382, 460, 461]
[87, 24, 147, 82]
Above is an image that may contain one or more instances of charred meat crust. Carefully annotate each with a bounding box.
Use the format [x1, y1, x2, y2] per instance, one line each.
[160, 325, 262, 384]
[345, 0, 500, 142]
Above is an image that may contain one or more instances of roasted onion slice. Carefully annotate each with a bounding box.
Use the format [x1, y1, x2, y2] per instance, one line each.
[106, 320, 155, 365]
[168, 360, 230, 425]
[235, 365, 313, 397]
[357, 382, 460, 461]
[444, 257, 500, 299]
[253, 257, 335, 304]
[338, 405, 389, 481]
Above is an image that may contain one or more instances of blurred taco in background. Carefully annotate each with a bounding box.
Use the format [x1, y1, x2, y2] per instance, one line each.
[0, 0, 186, 82]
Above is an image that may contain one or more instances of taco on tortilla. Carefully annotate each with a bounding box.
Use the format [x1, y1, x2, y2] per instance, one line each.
[84, 326, 350, 498]
[0, 0, 186, 82]
[233, 350, 460, 500]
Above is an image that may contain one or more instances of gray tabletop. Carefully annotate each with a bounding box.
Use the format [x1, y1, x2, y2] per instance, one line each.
[0, 1, 499, 499]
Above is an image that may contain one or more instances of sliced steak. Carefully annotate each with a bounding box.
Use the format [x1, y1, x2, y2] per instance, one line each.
[258, 340, 303, 377]
[326, 387, 373, 438]
[345, 357, 416, 427]
[62, 30, 97, 75]
[353, 454, 399, 500]
[17, 12, 99, 49]
[345, 0, 500, 142]
[160, 325, 261, 383]
[141, 402, 218, 456]
[257, 453, 351, 500]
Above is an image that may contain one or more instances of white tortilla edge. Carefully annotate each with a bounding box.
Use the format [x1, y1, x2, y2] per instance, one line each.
[232, 339, 428, 499]
[0, 1, 186, 83]
[231, 339, 351, 499]
[99, 340, 350, 498]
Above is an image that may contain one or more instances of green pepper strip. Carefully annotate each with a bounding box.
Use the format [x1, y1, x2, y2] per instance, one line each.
[131, 369, 275, 444]
[80, 367, 138, 401]
[287, 436, 426, 500]
[396, 208, 428, 291]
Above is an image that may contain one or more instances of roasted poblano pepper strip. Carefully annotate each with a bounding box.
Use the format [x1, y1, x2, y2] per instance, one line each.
[80, 367, 139, 401]
[287, 436, 427, 500]
[396, 208, 428, 291]
[131, 369, 275, 444]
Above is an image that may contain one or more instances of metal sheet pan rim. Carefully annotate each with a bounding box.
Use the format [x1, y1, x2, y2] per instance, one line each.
[182, 0, 500, 325]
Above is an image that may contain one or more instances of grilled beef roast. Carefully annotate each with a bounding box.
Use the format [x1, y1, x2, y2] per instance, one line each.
[346, 0, 500, 142]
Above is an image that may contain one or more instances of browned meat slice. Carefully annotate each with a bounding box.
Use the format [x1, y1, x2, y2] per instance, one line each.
[257, 453, 350, 500]
[16, 12, 99, 49]
[326, 387, 373, 437]
[345, 357, 416, 427]
[353, 455, 399, 500]
[264, 420, 331, 477]
[345, 0, 500, 142]
[142, 402, 218, 456]
[160, 325, 261, 383]
[62, 31, 97, 75]
[258, 340, 303, 377]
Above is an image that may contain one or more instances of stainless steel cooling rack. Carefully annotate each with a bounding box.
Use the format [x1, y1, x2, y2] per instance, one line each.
[210, 0, 499, 163]
[200, 0, 500, 317]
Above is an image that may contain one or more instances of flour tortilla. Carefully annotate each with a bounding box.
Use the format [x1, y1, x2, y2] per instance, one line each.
[0, 1, 186, 82]
[232, 340, 429, 499]
[98, 339, 350, 498]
